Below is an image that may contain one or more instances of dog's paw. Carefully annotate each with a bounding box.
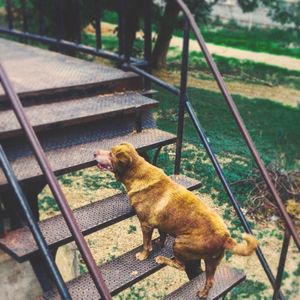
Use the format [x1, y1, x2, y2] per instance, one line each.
[153, 238, 165, 248]
[135, 251, 149, 261]
[197, 289, 208, 299]
[155, 256, 165, 265]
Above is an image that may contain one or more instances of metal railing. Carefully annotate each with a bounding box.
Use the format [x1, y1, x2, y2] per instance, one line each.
[0, 145, 71, 300]
[0, 0, 299, 299]
[0, 64, 112, 300]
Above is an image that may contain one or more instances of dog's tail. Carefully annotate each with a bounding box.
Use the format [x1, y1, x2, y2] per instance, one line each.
[224, 234, 258, 256]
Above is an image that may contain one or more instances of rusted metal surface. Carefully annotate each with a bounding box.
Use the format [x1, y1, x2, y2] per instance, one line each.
[0, 175, 200, 262]
[0, 63, 112, 300]
[43, 237, 175, 300]
[163, 265, 245, 300]
[0, 146, 71, 299]
[43, 237, 244, 300]
[0, 92, 158, 139]
[0, 38, 141, 101]
[0, 128, 176, 187]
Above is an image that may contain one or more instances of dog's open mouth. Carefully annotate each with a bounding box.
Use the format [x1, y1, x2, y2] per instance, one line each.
[96, 162, 113, 171]
[94, 150, 113, 171]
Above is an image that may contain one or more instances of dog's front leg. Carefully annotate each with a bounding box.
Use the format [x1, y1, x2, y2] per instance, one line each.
[136, 223, 154, 261]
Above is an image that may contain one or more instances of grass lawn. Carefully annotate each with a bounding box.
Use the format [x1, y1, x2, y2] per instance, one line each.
[101, 10, 300, 59]
[153, 85, 300, 211]
[174, 24, 300, 59]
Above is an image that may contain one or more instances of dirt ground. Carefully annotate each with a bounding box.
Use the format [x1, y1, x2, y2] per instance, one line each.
[87, 22, 300, 108]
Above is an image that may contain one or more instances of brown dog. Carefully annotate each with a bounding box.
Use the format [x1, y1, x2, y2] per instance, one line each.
[94, 143, 258, 298]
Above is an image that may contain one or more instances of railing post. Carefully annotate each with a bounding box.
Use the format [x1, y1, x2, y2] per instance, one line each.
[74, 0, 82, 44]
[95, 0, 102, 50]
[174, 17, 189, 174]
[37, 0, 46, 35]
[175, 0, 300, 251]
[143, 0, 152, 90]
[273, 230, 291, 300]
[5, 0, 14, 30]
[0, 145, 72, 300]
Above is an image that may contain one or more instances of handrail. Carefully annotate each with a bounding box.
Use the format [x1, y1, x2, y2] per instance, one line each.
[0, 64, 112, 300]
[0, 145, 71, 300]
[175, 0, 300, 250]
[129, 62, 285, 300]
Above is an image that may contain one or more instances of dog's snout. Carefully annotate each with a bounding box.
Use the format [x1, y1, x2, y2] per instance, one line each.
[93, 152, 97, 158]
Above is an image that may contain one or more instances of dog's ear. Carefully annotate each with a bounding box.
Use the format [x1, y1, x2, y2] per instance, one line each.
[114, 151, 132, 172]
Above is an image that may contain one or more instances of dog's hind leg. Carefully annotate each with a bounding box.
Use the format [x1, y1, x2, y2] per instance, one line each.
[154, 229, 167, 248]
[198, 257, 220, 299]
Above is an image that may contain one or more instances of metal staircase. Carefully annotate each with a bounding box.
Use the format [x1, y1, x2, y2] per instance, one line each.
[1, 0, 298, 299]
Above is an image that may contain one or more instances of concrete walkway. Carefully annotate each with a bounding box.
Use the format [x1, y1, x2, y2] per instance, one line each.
[94, 22, 300, 71]
[170, 37, 300, 72]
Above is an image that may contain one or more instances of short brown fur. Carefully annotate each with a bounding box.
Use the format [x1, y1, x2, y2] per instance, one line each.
[94, 143, 258, 298]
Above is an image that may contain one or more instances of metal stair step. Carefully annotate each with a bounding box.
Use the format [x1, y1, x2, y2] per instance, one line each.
[0, 92, 158, 140]
[0, 129, 176, 187]
[42, 237, 245, 300]
[0, 175, 200, 262]
[0, 38, 142, 103]
[163, 265, 245, 300]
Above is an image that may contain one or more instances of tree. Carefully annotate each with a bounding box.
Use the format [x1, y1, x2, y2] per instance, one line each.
[262, 0, 300, 44]
[152, 0, 218, 69]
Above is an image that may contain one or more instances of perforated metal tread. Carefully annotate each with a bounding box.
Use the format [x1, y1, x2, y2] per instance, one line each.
[0, 175, 200, 262]
[0, 38, 141, 100]
[42, 238, 244, 300]
[163, 265, 245, 300]
[0, 129, 176, 186]
[41, 237, 174, 299]
[0, 92, 158, 139]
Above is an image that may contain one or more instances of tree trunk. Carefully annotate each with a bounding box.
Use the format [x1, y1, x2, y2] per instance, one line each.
[152, 1, 180, 69]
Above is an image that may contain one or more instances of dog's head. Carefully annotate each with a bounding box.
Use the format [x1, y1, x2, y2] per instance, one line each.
[94, 143, 139, 178]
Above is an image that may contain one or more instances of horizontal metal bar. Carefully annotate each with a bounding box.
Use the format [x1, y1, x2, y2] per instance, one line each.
[175, 0, 300, 251]
[0, 64, 112, 300]
[129, 64, 180, 95]
[0, 145, 71, 300]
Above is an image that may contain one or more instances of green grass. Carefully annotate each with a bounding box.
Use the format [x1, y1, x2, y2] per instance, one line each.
[153, 84, 300, 209]
[174, 23, 300, 59]
[169, 51, 300, 90]
[102, 9, 300, 59]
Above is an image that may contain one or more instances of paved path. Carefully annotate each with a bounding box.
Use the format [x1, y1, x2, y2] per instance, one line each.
[170, 37, 300, 72]
[98, 22, 300, 71]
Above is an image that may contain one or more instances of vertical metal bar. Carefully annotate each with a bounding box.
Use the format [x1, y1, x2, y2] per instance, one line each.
[21, 0, 28, 33]
[185, 100, 285, 300]
[0, 64, 112, 300]
[5, 0, 14, 30]
[176, 0, 300, 250]
[54, 0, 64, 41]
[74, 0, 81, 44]
[273, 230, 291, 300]
[37, 0, 46, 35]
[0, 146, 72, 300]
[95, 0, 102, 50]
[143, 0, 152, 90]
[117, 1, 124, 58]
[122, 0, 131, 64]
[174, 17, 189, 174]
